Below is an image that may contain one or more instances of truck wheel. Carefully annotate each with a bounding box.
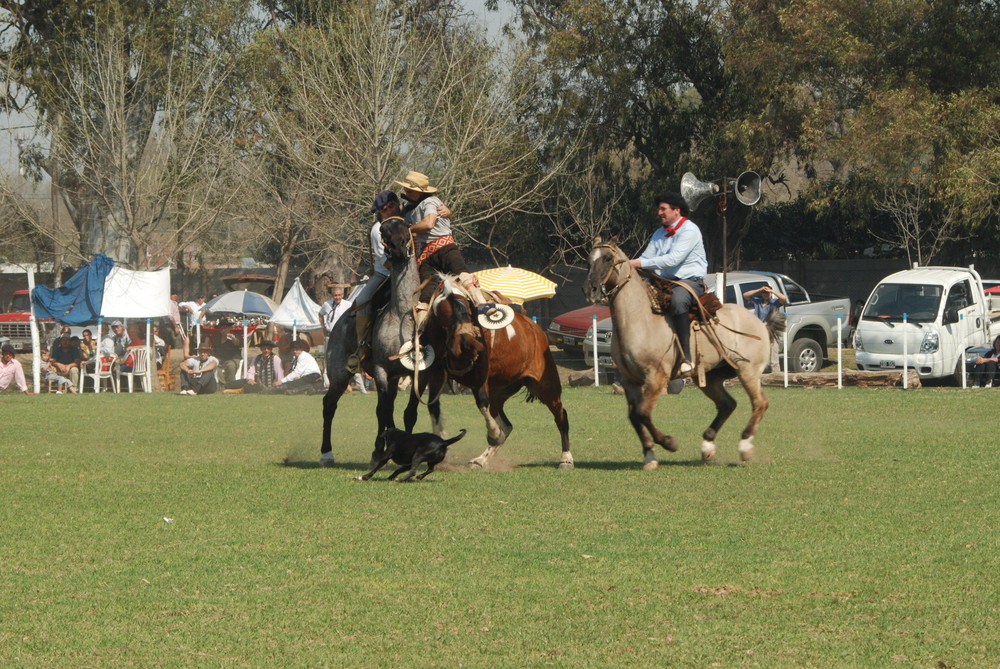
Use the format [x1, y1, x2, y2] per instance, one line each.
[788, 338, 824, 373]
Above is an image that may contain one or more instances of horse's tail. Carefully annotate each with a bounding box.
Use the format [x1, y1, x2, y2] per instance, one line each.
[765, 309, 787, 344]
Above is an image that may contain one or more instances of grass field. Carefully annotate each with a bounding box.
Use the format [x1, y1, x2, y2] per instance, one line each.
[2, 384, 998, 668]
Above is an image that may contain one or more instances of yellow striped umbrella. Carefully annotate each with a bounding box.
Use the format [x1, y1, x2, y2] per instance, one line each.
[473, 266, 557, 305]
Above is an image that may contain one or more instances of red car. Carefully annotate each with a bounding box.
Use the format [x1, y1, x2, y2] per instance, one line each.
[546, 305, 610, 355]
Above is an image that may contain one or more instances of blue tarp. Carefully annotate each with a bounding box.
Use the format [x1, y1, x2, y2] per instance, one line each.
[32, 254, 115, 324]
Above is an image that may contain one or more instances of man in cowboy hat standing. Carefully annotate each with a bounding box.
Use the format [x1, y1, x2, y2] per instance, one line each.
[629, 192, 707, 376]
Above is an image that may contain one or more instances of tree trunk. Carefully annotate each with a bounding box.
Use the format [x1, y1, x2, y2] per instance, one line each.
[272, 212, 296, 301]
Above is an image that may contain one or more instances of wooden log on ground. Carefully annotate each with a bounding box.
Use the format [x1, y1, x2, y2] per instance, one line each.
[760, 369, 922, 388]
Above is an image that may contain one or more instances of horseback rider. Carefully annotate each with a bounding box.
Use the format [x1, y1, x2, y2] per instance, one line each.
[629, 192, 707, 376]
[346, 189, 400, 373]
[396, 171, 491, 335]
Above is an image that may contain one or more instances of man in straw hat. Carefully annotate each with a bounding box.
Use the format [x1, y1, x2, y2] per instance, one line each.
[396, 171, 510, 337]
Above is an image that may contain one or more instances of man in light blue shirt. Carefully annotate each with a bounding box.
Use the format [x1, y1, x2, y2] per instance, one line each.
[629, 192, 707, 375]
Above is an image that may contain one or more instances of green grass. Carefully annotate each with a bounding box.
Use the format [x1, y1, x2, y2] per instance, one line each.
[1, 385, 997, 667]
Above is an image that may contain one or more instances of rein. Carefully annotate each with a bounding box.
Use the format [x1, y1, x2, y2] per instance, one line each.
[593, 244, 632, 301]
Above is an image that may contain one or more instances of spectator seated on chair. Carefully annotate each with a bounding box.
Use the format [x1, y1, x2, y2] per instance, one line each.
[40, 349, 77, 393]
[242, 340, 284, 393]
[178, 345, 219, 396]
[261, 339, 322, 394]
[49, 333, 83, 389]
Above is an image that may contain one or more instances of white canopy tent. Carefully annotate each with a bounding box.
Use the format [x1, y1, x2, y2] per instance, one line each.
[29, 266, 171, 393]
[269, 277, 322, 341]
[99, 267, 172, 393]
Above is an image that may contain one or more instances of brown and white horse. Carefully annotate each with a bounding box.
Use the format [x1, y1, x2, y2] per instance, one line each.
[423, 277, 574, 470]
[584, 239, 783, 468]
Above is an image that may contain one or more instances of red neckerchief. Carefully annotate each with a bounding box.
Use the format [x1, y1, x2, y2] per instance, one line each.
[662, 216, 687, 237]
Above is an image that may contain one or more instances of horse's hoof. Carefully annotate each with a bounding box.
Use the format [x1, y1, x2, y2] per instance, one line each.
[642, 460, 659, 471]
[660, 436, 678, 452]
[557, 462, 575, 471]
[738, 438, 754, 462]
[700, 441, 716, 461]
[468, 459, 486, 469]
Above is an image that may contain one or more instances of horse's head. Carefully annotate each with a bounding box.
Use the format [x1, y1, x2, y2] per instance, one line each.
[432, 278, 485, 376]
[584, 238, 627, 304]
[380, 216, 413, 265]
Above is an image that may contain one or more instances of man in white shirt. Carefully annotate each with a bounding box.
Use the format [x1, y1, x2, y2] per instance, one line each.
[319, 287, 352, 336]
[178, 345, 219, 395]
[265, 339, 322, 394]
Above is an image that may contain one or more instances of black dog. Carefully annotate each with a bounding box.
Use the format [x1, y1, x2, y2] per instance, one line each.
[356, 429, 467, 482]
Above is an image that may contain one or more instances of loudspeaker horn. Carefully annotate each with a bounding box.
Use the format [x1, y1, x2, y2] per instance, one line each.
[680, 172, 717, 211]
[733, 171, 762, 206]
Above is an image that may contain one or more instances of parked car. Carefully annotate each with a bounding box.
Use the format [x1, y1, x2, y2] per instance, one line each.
[855, 265, 1000, 383]
[546, 305, 610, 356]
[0, 289, 55, 352]
[583, 271, 851, 373]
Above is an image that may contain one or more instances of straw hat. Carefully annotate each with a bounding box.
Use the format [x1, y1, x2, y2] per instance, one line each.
[395, 171, 438, 194]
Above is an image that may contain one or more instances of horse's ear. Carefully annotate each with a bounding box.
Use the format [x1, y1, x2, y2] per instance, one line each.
[610, 234, 620, 245]
[593, 235, 603, 246]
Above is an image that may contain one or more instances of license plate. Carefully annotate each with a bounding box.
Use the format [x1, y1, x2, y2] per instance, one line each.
[879, 360, 896, 369]
[598, 356, 614, 367]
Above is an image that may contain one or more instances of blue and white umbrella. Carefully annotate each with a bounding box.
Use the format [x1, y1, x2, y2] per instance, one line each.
[205, 290, 279, 317]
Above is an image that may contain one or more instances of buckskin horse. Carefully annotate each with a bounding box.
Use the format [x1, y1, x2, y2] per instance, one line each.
[319, 217, 441, 466]
[423, 276, 574, 470]
[584, 238, 784, 468]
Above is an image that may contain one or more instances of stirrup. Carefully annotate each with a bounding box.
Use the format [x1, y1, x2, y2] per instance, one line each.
[477, 303, 515, 329]
[397, 340, 435, 371]
[345, 353, 362, 374]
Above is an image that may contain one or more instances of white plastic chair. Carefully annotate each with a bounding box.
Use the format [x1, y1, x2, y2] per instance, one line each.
[121, 347, 151, 393]
[81, 355, 119, 393]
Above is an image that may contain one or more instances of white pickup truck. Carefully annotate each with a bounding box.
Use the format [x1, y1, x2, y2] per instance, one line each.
[854, 265, 1000, 383]
[584, 270, 851, 373]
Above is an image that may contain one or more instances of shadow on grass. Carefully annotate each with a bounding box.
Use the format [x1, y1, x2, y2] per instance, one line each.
[277, 458, 369, 471]
[519, 458, 713, 471]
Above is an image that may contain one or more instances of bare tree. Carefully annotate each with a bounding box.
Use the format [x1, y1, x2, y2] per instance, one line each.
[872, 178, 961, 266]
[6, 2, 257, 268]
[245, 0, 576, 285]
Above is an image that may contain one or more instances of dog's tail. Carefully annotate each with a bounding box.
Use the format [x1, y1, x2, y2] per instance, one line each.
[443, 429, 468, 447]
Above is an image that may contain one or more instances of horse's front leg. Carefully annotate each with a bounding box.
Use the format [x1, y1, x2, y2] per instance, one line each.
[319, 369, 352, 467]
[623, 377, 677, 471]
[371, 370, 399, 468]
[469, 385, 506, 469]
[697, 368, 738, 461]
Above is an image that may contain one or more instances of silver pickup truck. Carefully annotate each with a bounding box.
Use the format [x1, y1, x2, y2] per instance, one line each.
[584, 270, 851, 373]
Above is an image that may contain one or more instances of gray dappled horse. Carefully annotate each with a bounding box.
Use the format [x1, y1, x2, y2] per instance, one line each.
[320, 217, 441, 466]
[584, 239, 784, 468]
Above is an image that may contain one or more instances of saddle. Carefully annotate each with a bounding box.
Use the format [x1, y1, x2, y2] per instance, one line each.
[636, 269, 722, 321]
